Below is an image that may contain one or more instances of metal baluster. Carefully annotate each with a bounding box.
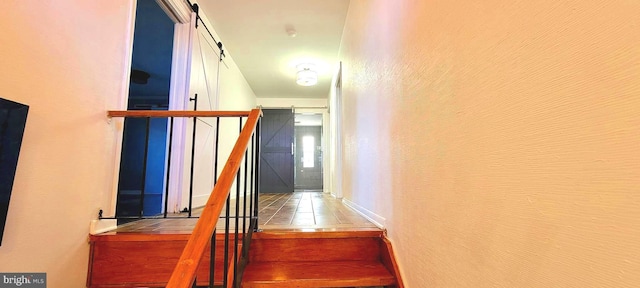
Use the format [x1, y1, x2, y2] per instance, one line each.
[139, 117, 151, 218]
[248, 133, 255, 231]
[242, 122, 249, 239]
[254, 119, 261, 230]
[233, 117, 242, 285]
[211, 117, 220, 288]
[223, 193, 230, 287]
[188, 94, 198, 217]
[210, 228, 216, 288]
[163, 117, 174, 218]
[214, 117, 220, 186]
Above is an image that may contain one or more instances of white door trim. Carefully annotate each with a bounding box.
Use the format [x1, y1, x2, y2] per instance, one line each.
[109, 0, 138, 215]
[165, 13, 196, 213]
[111, 2, 195, 216]
[154, 0, 192, 23]
[332, 62, 344, 199]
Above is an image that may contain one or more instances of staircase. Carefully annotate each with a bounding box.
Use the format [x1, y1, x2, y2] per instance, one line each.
[87, 229, 402, 288]
[95, 110, 404, 287]
[241, 229, 400, 287]
[87, 233, 241, 287]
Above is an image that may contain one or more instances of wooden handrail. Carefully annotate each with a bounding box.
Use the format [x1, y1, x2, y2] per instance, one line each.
[166, 108, 262, 288]
[107, 110, 252, 118]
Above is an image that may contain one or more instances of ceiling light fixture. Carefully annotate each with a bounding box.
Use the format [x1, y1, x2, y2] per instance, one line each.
[285, 24, 297, 37]
[286, 28, 297, 38]
[296, 64, 317, 86]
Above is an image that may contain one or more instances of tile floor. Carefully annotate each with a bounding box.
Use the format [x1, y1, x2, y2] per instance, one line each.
[258, 192, 377, 230]
[110, 192, 378, 234]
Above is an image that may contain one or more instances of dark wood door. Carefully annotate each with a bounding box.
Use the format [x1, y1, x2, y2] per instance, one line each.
[294, 126, 323, 190]
[260, 109, 294, 193]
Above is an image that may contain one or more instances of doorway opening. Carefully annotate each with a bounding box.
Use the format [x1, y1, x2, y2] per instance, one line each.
[294, 113, 323, 191]
[330, 62, 343, 198]
[258, 109, 325, 194]
[116, 0, 175, 219]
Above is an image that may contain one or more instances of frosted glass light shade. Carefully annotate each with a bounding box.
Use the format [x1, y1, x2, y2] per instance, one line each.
[296, 69, 318, 86]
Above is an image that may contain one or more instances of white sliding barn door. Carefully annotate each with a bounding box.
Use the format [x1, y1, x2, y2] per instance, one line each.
[180, 24, 222, 210]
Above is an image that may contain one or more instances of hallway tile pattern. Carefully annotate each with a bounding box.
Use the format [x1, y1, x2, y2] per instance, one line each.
[110, 192, 377, 234]
[258, 192, 377, 230]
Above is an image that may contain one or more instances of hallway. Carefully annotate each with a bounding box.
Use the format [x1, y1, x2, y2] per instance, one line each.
[109, 192, 377, 234]
[259, 192, 377, 230]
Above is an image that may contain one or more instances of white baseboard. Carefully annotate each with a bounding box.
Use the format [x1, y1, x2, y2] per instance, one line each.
[192, 194, 212, 207]
[89, 219, 118, 235]
[342, 198, 386, 229]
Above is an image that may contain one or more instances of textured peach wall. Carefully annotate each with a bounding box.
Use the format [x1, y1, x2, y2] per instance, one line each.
[0, 1, 133, 286]
[339, 0, 640, 287]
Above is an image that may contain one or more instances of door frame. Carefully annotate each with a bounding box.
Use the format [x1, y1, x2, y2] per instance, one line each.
[111, 0, 194, 215]
[330, 62, 343, 199]
[293, 109, 328, 191]
[293, 122, 324, 190]
[165, 14, 195, 214]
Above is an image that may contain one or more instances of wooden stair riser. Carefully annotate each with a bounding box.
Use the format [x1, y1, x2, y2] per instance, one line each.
[87, 230, 402, 288]
[242, 231, 397, 288]
[249, 237, 381, 262]
[241, 261, 396, 288]
[88, 235, 242, 287]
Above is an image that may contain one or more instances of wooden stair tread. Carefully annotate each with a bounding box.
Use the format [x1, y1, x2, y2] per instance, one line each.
[252, 229, 384, 239]
[242, 260, 395, 287]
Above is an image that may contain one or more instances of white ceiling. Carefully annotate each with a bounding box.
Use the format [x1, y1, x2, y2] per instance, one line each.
[197, 0, 351, 99]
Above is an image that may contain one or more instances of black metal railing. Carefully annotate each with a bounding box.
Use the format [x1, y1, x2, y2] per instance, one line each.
[104, 111, 257, 221]
[204, 115, 261, 288]
[106, 109, 262, 287]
